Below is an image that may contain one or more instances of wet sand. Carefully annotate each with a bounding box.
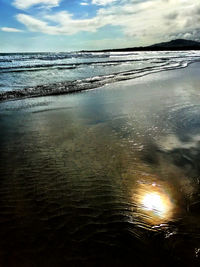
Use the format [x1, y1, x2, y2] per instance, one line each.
[0, 63, 200, 266]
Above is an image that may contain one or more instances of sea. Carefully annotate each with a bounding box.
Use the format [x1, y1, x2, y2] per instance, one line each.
[1, 51, 200, 266]
[1, 50, 200, 99]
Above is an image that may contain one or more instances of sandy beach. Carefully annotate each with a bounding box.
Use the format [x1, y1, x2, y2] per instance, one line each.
[0, 63, 200, 266]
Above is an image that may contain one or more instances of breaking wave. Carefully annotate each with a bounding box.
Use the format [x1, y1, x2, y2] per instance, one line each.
[0, 50, 200, 101]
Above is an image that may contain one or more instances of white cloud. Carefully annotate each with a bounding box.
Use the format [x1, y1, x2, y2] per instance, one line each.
[1, 27, 23, 32]
[13, 0, 61, 9]
[92, 0, 116, 5]
[80, 2, 89, 5]
[16, 0, 200, 43]
[17, 11, 111, 35]
[17, 14, 59, 34]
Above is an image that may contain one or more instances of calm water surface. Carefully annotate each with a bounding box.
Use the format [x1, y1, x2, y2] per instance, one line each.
[0, 64, 200, 266]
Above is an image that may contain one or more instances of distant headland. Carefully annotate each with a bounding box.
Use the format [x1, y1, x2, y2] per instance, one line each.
[82, 39, 200, 52]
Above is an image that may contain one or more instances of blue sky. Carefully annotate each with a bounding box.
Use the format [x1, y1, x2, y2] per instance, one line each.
[0, 0, 199, 52]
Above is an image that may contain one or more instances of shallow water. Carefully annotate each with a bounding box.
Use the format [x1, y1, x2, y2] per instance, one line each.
[0, 64, 200, 266]
[1, 51, 200, 102]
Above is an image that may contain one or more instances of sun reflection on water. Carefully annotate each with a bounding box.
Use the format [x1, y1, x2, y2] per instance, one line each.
[142, 192, 167, 217]
[136, 181, 175, 225]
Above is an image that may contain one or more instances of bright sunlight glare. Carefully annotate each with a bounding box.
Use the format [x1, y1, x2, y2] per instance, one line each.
[142, 192, 166, 216]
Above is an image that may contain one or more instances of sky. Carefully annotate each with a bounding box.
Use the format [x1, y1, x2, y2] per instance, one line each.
[0, 0, 200, 52]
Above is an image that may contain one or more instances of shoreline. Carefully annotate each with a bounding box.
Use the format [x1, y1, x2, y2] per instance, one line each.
[0, 59, 197, 103]
[1, 61, 200, 112]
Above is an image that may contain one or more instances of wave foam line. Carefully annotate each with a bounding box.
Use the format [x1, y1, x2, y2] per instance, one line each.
[0, 61, 191, 102]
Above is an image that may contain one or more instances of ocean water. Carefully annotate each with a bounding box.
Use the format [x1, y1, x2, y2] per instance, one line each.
[1, 55, 200, 266]
[1, 50, 200, 100]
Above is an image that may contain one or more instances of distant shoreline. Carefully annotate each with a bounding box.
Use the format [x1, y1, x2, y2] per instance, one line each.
[1, 47, 200, 54]
[1, 39, 200, 54]
[81, 46, 200, 53]
[81, 47, 200, 53]
[81, 39, 200, 53]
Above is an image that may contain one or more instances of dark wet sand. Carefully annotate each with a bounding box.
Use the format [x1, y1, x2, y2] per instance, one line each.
[0, 63, 200, 266]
